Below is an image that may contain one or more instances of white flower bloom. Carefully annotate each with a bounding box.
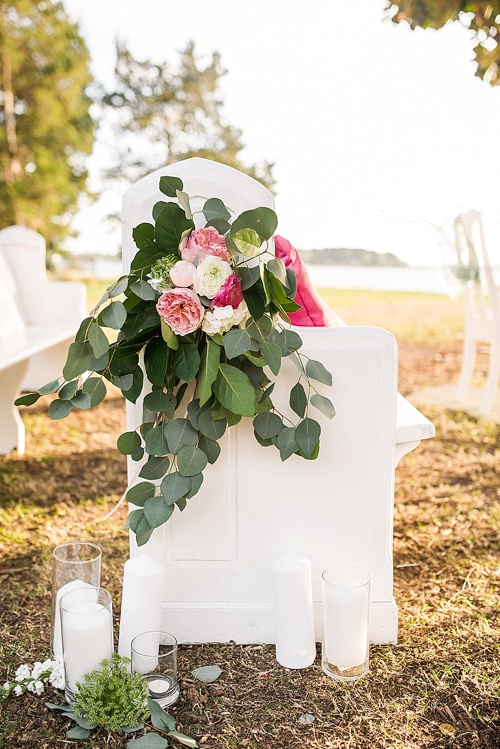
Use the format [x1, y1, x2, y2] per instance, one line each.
[27, 680, 44, 696]
[194, 256, 232, 299]
[14, 685, 23, 696]
[3, 681, 10, 691]
[31, 661, 44, 680]
[48, 660, 65, 690]
[202, 302, 249, 335]
[15, 664, 31, 681]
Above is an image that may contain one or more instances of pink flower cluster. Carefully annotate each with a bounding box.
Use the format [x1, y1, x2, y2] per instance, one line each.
[155, 227, 245, 336]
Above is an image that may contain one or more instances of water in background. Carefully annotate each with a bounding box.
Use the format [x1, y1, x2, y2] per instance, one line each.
[305, 264, 457, 295]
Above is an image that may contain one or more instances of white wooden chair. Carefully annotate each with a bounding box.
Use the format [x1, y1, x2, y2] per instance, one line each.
[121, 158, 435, 645]
[0, 226, 86, 454]
[453, 210, 500, 415]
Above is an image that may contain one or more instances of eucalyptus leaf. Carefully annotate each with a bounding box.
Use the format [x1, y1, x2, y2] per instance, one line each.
[261, 340, 282, 376]
[101, 300, 127, 330]
[108, 276, 130, 297]
[230, 228, 262, 257]
[191, 665, 222, 683]
[122, 367, 144, 405]
[290, 382, 307, 418]
[139, 456, 170, 480]
[126, 732, 169, 749]
[126, 481, 156, 506]
[172, 343, 200, 382]
[197, 410, 227, 440]
[177, 446, 208, 477]
[164, 418, 198, 454]
[117, 431, 142, 455]
[160, 319, 179, 350]
[63, 341, 92, 380]
[168, 730, 199, 748]
[58, 380, 78, 400]
[310, 393, 336, 419]
[131, 279, 157, 301]
[245, 316, 273, 343]
[223, 328, 252, 359]
[267, 257, 288, 285]
[305, 359, 333, 386]
[143, 496, 175, 528]
[14, 392, 41, 407]
[71, 391, 92, 410]
[197, 339, 220, 407]
[213, 364, 256, 417]
[145, 336, 170, 386]
[127, 508, 152, 537]
[82, 376, 107, 406]
[88, 321, 109, 358]
[198, 435, 221, 464]
[159, 174, 183, 197]
[176, 189, 192, 219]
[66, 726, 92, 739]
[49, 399, 73, 420]
[39, 378, 61, 395]
[277, 426, 298, 461]
[230, 206, 278, 241]
[147, 696, 176, 731]
[143, 390, 176, 413]
[253, 412, 283, 439]
[144, 425, 169, 457]
[239, 264, 261, 290]
[161, 472, 191, 505]
[203, 197, 231, 222]
[185, 472, 203, 499]
[295, 417, 321, 457]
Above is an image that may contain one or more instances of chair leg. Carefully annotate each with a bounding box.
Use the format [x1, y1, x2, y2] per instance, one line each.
[455, 336, 477, 403]
[0, 361, 29, 455]
[479, 342, 500, 415]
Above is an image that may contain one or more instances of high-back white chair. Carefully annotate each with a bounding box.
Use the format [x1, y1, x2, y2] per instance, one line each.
[121, 158, 434, 645]
[453, 210, 500, 415]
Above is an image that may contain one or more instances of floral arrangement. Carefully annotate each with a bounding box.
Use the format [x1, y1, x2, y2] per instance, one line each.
[16, 175, 333, 546]
[0, 658, 64, 698]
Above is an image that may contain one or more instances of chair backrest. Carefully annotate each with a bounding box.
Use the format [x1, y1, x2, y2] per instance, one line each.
[453, 210, 500, 326]
[122, 157, 275, 270]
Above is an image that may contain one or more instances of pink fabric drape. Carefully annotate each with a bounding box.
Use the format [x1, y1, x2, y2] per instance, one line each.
[274, 235, 331, 327]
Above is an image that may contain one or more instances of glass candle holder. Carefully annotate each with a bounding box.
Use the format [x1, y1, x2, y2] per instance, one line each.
[60, 586, 113, 704]
[131, 631, 180, 708]
[321, 565, 370, 681]
[51, 541, 102, 658]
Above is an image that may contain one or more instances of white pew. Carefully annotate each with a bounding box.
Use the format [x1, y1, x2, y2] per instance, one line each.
[0, 226, 86, 455]
[122, 158, 435, 645]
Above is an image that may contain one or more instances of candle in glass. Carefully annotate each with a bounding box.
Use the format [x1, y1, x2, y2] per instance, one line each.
[60, 586, 113, 703]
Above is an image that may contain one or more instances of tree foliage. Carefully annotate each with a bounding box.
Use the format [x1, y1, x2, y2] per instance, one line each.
[102, 40, 274, 190]
[0, 0, 95, 248]
[387, 1, 500, 85]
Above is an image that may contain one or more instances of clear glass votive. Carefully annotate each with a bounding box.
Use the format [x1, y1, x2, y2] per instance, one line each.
[51, 541, 102, 658]
[321, 565, 370, 681]
[60, 586, 113, 704]
[131, 631, 180, 707]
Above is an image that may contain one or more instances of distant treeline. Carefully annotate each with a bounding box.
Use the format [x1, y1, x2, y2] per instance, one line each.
[299, 248, 407, 267]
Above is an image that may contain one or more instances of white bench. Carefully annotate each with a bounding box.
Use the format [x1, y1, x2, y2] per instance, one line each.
[121, 158, 435, 645]
[0, 226, 86, 455]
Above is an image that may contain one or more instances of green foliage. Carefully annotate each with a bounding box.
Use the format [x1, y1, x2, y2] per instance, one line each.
[18, 177, 333, 543]
[0, 0, 95, 250]
[102, 41, 274, 188]
[74, 655, 149, 733]
[387, 1, 500, 86]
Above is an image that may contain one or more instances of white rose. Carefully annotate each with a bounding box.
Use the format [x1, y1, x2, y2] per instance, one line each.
[194, 256, 232, 299]
[202, 302, 249, 335]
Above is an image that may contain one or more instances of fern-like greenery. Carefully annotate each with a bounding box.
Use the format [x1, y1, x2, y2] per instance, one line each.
[75, 654, 149, 732]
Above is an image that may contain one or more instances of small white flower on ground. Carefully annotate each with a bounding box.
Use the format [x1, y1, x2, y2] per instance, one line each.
[3, 681, 10, 691]
[13, 685, 23, 696]
[15, 664, 31, 681]
[27, 680, 44, 695]
[31, 661, 44, 680]
[49, 665, 65, 690]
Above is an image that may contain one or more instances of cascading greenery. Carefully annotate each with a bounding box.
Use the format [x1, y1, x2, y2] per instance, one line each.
[16, 176, 334, 546]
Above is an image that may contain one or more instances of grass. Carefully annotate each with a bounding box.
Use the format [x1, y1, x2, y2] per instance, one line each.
[0, 289, 498, 748]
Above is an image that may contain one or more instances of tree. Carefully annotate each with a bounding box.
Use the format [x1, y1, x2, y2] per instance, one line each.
[387, 2, 500, 86]
[102, 40, 274, 190]
[0, 0, 95, 249]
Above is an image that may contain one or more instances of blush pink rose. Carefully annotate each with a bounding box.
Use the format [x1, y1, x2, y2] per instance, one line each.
[211, 274, 243, 309]
[180, 227, 232, 264]
[156, 288, 204, 336]
[169, 260, 196, 288]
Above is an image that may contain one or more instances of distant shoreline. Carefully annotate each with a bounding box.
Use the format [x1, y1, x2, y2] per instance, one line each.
[299, 248, 407, 268]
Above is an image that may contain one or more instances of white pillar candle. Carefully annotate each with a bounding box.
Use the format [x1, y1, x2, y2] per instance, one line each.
[118, 553, 166, 659]
[52, 579, 92, 658]
[61, 601, 113, 693]
[323, 583, 369, 670]
[270, 549, 316, 669]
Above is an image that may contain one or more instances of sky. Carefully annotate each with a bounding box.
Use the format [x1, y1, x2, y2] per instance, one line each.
[63, 0, 500, 267]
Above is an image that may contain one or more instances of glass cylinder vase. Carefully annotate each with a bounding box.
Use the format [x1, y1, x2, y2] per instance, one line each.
[51, 541, 102, 658]
[131, 631, 180, 707]
[321, 564, 370, 681]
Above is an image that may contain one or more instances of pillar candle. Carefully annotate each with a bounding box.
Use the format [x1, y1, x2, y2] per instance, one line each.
[52, 579, 92, 658]
[270, 549, 316, 669]
[118, 553, 166, 659]
[62, 601, 113, 693]
[323, 585, 369, 670]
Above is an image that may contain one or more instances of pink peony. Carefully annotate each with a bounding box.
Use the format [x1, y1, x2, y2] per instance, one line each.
[169, 260, 196, 288]
[156, 288, 205, 336]
[211, 274, 243, 309]
[181, 227, 232, 264]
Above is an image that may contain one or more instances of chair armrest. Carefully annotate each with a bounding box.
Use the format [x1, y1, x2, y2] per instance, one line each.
[20, 281, 86, 327]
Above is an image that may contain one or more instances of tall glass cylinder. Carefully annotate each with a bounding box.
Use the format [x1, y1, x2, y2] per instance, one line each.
[60, 586, 113, 704]
[51, 541, 102, 657]
[321, 565, 370, 681]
